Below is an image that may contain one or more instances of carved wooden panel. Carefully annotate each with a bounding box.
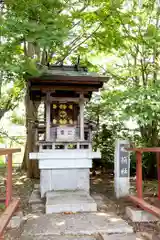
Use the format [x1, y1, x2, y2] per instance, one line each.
[51, 102, 79, 126]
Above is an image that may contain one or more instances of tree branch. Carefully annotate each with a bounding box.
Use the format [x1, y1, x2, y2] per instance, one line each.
[55, 23, 102, 64]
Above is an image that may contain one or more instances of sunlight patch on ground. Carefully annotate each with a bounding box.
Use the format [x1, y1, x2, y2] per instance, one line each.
[110, 217, 121, 222]
[56, 221, 65, 226]
[95, 213, 122, 222]
[96, 212, 109, 216]
[23, 214, 41, 221]
[19, 175, 27, 180]
[15, 180, 24, 185]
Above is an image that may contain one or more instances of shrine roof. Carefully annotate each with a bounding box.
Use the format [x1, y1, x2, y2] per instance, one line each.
[28, 65, 109, 83]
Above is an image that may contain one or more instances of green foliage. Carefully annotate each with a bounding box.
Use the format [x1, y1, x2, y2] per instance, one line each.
[11, 112, 25, 125]
[86, 0, 160, 177]
[0, 203, 5, 210]
[1, 0, 160, 178]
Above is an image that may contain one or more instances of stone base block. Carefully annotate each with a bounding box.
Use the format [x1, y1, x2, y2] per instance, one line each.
[46, 190, 97, 214]
[126, 206, 159, 222]
[7, 211, 24, 229]
[29, 190, 43, 204]
[40, 169, 89, 197]
[31, 203, 45, 214]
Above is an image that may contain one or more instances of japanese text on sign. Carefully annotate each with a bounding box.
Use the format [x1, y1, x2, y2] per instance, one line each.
[119, 144, 130, 177]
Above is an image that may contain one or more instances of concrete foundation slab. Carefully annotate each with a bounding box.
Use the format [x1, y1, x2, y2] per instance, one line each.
[46, 190, 97, 214]
[21, 212, 133, 237]
[126, 206, 159, 222]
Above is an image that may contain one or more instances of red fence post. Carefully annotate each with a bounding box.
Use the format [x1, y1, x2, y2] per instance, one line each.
[5, 153, 12, 207]
[157, 152, 160, 200]
[136, 151, 143, 199]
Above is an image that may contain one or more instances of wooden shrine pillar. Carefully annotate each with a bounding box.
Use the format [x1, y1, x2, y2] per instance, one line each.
[46, 92, 51, 141]
[79, 94, 84, 141]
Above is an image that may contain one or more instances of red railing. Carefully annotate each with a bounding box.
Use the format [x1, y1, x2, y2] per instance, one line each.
[127, 147, 160, 217]
[0, 148, 21, 239]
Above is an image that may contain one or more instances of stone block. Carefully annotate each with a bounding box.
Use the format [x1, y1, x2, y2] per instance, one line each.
[126, 206, 159, 222]
[40, 169, 89, 197]
[29, 190, 43, 204]
[23, 213, 43, 221]
[7, 211, 24, 229]
[46, 190, 97, 214]
[15, 211, 24, 218]
[31, 203, 45, 213]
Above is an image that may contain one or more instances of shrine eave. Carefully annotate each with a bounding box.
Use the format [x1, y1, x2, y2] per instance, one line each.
[27, 65, 109, 93]
[29, 74, 108, 85]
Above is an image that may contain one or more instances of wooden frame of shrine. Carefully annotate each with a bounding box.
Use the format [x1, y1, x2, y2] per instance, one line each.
[28, 65, 108, 151]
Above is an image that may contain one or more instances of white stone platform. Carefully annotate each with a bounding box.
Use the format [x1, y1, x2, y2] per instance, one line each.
[46, 190, 97, 214]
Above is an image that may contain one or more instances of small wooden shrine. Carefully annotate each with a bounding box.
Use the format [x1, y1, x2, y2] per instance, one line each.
[29, 65, 108, 213]
[29, 65, 106, 147]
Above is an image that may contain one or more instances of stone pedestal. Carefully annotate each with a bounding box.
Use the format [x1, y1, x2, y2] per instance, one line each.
[30, 149, 100, 198]
[40, 169, 89, 198]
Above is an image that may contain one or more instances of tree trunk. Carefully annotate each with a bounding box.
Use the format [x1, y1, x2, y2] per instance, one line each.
[22, 83, 40, 178]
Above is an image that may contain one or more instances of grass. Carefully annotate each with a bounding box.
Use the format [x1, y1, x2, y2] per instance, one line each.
[0, 203, 5, 210]
[0, 156, 5, 168]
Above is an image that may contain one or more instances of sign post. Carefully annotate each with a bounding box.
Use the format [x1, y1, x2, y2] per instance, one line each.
[114, 139, 130, 198]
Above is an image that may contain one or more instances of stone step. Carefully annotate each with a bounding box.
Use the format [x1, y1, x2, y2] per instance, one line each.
[20, 235, 97, 240]
[46, 190, 97, 214]
[21, 233, 138, 240]
[100, 234, 136, 240]
[21, 212, 133, 238]
[19, 232, 151, 240]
